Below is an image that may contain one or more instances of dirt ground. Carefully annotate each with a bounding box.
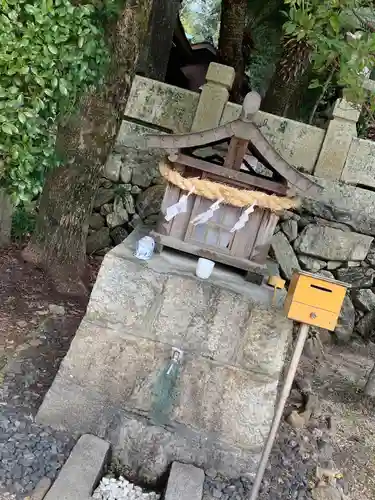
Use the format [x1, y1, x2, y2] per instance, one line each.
[1, 245, 375, 498]
[304, 341, 375, 499]
[0, 245, 99, 414]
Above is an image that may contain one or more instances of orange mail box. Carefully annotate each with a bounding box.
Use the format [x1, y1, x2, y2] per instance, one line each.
[284, 271, 350, 331]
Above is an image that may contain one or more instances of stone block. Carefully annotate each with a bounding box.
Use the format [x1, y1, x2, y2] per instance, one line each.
[294, 225, 373, 261]
[164, 462, 204, 500]
[104, 154, 122, 182]
[281, 219, 298, 241]
[336, 266, 375, 288]
[314, 99, 359, 181]
[124, 76, 199, 134]
[53, 322, 279, 450]
[86, 227, 111, 255]
[153, 276, 250, 364]
[341, 138, 375, 189]
[44, 435, 110, 500]
[303, 175, 375, 236]
[334, 295, 355, 343]
[236, 308, 291, 378]
[352, 288, 375, 312]
[136, 184, 165, 218]
[206, 63, 235, 90]
[271, 231, 300, 279]
[221, 104, 325, 174]
[332, 98, 361, 122]
[299, 256, 326, 272]
[86, 253, 166, 329]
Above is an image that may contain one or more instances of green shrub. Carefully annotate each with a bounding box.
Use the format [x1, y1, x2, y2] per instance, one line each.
[0, 0, 110, 205]
[11, 203, 36, 240]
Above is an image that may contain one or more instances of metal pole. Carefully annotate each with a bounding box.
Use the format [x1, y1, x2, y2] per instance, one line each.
[249, 322, 310, 500]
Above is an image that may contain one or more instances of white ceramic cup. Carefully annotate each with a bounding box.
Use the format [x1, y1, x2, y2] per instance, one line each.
[135, 236, 155, 261]
[196, 258, 215, 279]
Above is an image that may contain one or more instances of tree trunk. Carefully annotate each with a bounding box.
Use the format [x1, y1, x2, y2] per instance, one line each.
[261, 37, 312, 117]
[364, 363, 375, 397]
[22, 0, 153, 295]
[218, 0, 249, 103]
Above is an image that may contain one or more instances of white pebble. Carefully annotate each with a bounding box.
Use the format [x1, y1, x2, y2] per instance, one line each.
[93, 475, 160, 500]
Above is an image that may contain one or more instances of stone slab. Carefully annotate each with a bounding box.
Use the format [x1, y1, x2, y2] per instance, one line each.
[37, 376, 261, 482]
[44, 435, 110, 500]
[342, 137, 375, 188]
[294, 225, 373, 261]
[302, 176, 375, 237]
[124, 75, 324, 174]
[221, 103, 325, 174]
[164, 462, 204, 500]
[271, 231, 300, 279]
[124, 76, 199, 134]
[39, 321, 279, 450]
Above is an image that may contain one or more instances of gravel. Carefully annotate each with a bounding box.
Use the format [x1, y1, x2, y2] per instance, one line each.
[0, 405, 75, 499]
[202, 420, 334, 500]
[93, 476, 160, 500]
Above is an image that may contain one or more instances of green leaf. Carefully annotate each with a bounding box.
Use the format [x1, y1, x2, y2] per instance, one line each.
[48, 44, 58, 55]
[18, 112, 26, 124]
[2, 124, 14, 135]
[59, 79, 68, 96]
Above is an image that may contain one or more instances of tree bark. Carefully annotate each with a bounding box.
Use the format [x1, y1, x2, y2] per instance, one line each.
[218, 0, 249, 103]
[261, 37, 312, 118]
[364, 363, 375, 397]
[22, 0, 153, 295]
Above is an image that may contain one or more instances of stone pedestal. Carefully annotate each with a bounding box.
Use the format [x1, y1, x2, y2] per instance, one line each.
[37, 230, 292, 482]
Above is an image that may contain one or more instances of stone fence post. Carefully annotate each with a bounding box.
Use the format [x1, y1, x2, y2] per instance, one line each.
[0, 189, 13, 247]
[313, 98, 360, 180]
[191, 62, 235, 132]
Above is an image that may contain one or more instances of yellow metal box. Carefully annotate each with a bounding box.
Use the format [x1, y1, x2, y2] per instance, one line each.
[284, 270, 349, 331]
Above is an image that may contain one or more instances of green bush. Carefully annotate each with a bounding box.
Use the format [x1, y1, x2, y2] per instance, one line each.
[11, 203, 36, 240]
[0, 0, 110, 205]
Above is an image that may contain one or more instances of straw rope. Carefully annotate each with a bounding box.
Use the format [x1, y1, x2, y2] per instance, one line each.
[159, 160, 300, 212]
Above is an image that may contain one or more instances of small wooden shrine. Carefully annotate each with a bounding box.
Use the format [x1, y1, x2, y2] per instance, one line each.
[138, 92, 322, 278]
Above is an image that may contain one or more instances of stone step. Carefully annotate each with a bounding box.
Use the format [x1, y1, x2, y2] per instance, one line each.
[44, 434, 110, 500]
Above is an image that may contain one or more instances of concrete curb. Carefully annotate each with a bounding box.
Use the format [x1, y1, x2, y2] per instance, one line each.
[44, 434, 110, 500]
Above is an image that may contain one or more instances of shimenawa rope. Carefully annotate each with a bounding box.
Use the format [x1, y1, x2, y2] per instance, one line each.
[159, 160, 300, 212]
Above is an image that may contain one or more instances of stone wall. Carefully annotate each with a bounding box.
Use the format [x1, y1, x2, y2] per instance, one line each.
[270, 176, 375, 343]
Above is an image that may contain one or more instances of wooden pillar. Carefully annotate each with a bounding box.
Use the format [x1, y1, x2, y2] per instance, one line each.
[137, 0, 181, 82]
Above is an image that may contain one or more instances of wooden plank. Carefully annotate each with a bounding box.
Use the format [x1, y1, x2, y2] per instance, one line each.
[150, 231, 267, 273]
[224, 137, 249, 170]
[157, 184, 181, 236]
[250, 211, 279, 264]
[169, 193, 195, 240]
[230, 207, 264, 259]
[176, 154, 289, 195]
